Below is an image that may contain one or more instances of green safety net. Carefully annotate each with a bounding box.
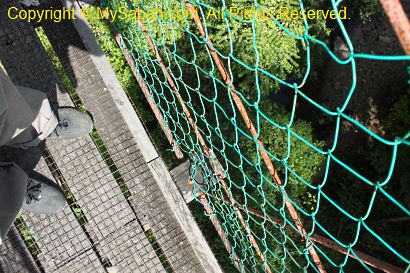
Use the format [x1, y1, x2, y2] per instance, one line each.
[98, 0, 410, 271]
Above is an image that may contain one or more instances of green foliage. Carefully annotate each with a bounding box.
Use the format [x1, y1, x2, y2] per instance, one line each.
[104, 0, 331, 98]
[35, 1, 410, 271]
[203, 0, 330, 96]
[101, 0, 329, 268]
[15, 216, 41, 257]
[383, 94, 410, 139]
[369, 94, 410, 208]
[238, 103, 324, 211]
[345, 0, 381, 22]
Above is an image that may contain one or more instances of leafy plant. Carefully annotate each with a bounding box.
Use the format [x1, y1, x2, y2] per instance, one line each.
[343, 0, 381, 22]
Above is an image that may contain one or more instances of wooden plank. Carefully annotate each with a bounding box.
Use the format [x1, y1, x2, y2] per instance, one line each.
[100, 221, 164, 273]
[21, 158, 105, 272]
[0, 226, 41, 273]
[51, 249, 106, 273]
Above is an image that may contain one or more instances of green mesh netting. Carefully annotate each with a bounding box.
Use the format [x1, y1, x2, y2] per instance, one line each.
[97, 0, 410, 271]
